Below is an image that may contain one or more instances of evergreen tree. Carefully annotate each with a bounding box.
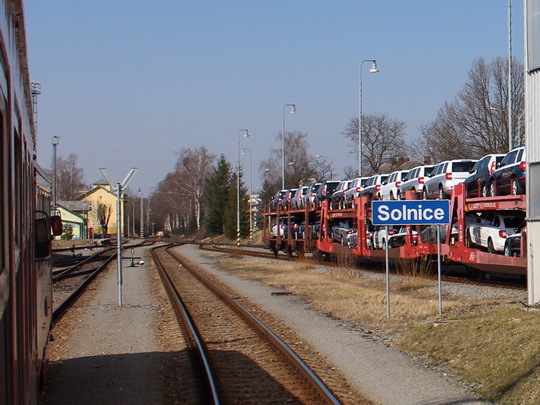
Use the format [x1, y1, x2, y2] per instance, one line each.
[203, 155, 232, 235]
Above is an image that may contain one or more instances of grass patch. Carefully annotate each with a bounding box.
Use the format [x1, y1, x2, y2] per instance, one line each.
[396, 308, 540, 404]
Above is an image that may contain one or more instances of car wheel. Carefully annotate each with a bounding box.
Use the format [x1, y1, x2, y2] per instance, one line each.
[422, 188, 428, 200]
[341, 236, 345, 246]
[390, 192, 394, 200]
[487, 238, 495, 254]
[481, 182, 489, 198]
[489, 181, 497, 197]
[511, 177, 521, 195]
[504, 242, 512, 257]
[438, 186, 444, 199]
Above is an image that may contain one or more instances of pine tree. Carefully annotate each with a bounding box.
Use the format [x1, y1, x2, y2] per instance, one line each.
[203, 155, 232, 235]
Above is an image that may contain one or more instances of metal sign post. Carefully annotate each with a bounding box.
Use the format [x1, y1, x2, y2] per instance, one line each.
[372, 200, 450, 318]
[100, 168, 137, 306]
[385, 225, 391, 319]
[437, 225, 443, 315]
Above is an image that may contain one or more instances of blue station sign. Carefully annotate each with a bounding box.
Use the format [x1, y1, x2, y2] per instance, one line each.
[372, 200, 450, 226]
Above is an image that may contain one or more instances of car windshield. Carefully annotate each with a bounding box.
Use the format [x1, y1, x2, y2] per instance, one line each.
[424, 167, 434, 176]
[451, 161, 476, 172]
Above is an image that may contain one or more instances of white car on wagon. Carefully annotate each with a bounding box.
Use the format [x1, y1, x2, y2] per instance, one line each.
[379, 170, 409, 200]
[397, 165, 435, 200]
[423, 159, 477, 199]
[466, 211, 526, 254]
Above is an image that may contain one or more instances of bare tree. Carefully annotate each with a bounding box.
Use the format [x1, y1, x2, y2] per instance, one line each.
[56, 153, 87, 200]
[150, 146, 215, 234]
[172, 147, 215, 230]
[421, 57, 524, 161]
[260, 131, 330, 192]
[342, 113, 408, 175]
[96, 201, 112, 236]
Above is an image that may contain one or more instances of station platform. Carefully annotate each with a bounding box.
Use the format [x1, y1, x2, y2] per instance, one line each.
[40, 243, 172, 404]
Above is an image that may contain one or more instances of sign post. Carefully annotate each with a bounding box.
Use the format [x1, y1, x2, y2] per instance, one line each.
[372, 200, 450, 318]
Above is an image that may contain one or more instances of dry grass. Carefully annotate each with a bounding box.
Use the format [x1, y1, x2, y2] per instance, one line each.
[209, 253, 491, 328]
[205, 251, 536, 404]
[397, 308, 540, 404]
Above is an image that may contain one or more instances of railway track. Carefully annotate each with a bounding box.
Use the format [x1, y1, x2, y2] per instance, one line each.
[151, 244, 344, 404]
[52, 248, 116, 323]
[51, 240, 150, 322]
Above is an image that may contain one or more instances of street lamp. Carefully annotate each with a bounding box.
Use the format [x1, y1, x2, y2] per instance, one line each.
[359, 59, 379, 176]
[139, 188, 144, 237]
[242, 148, 253, 241]
[507, 0, 513, 151]
[51, 136, 60, 213]
[237, 129, 250, 247]
[282, 104, 297, 189]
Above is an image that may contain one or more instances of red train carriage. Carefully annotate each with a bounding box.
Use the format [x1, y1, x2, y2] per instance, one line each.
[0, 2, 59, 403]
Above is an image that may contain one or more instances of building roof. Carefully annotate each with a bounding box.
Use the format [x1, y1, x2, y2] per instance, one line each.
[58, 200, 92, 212]
[92, 177, 111, 186]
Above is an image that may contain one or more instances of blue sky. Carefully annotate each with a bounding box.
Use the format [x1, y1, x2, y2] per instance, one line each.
[25, 1, 524, 195]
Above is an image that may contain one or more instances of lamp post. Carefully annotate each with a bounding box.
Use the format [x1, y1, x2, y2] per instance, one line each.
[282, 104, 297, 189]
[51, 136, 60, 213]
[139, 188, 144, 237]
[237, 129, 250, 247]
[508, 0, 513, 151]
[242, 147, 253, 241]
[359, 60, 379, 176]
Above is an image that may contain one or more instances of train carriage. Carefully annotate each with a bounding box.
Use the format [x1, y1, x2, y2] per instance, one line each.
[0, 1, 58, 403]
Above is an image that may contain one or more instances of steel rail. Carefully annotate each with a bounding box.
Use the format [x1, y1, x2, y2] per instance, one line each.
[52, 251, 116, 324]
[150, 245, 221, 405]
[166, 245, 341, 405]
[53, 248, 113, 281]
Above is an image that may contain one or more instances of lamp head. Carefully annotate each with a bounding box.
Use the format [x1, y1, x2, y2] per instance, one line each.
[369, 61, 379, 73]
[291, 104, 297, 114]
